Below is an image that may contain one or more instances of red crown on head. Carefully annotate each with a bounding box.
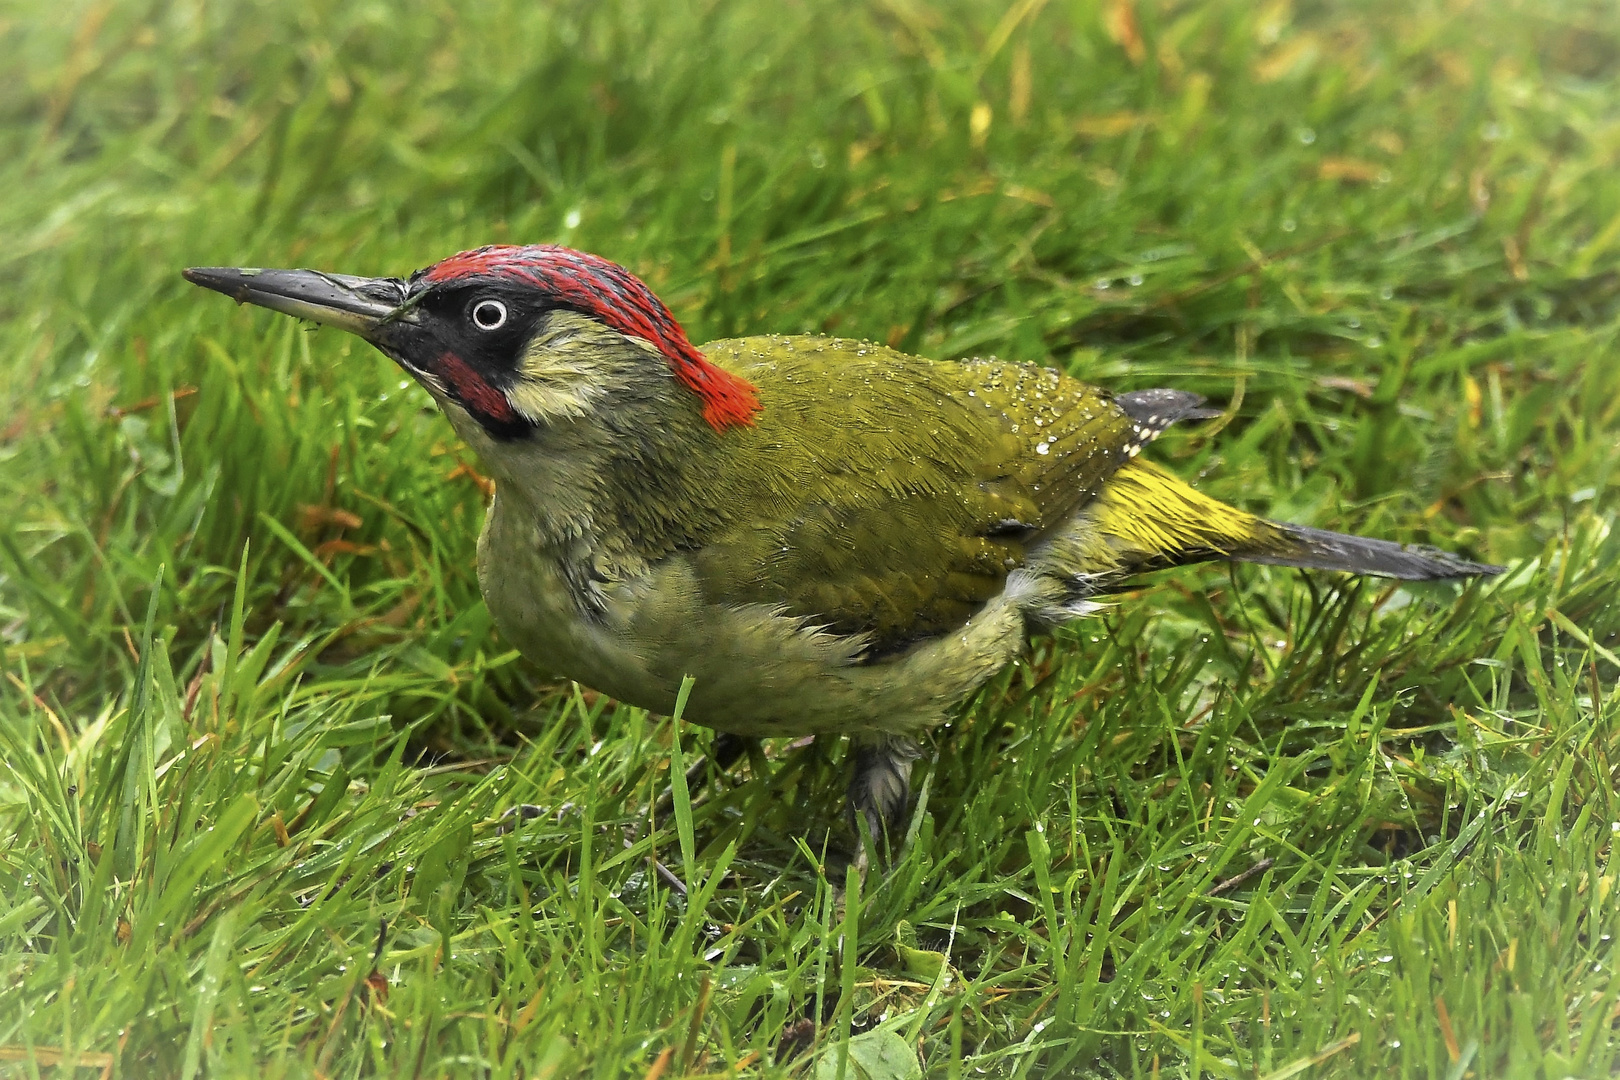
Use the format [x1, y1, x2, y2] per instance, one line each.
[422, 245, 760, 431]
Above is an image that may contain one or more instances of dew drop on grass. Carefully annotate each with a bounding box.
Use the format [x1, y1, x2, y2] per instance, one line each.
[1390, 1040, 1401, 1049]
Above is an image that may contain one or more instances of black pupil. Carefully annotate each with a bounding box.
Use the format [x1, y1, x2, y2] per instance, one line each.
[474, 301, 502, 327]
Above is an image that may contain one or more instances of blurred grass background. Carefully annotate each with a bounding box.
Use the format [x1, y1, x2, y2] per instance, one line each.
[1, 0, 1618, 1075]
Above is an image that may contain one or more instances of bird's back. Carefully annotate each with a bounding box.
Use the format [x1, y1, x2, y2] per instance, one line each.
[682, 335, 1154, 657]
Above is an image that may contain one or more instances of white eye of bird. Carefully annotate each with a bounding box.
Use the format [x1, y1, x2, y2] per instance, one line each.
[470, 298, 508, 331]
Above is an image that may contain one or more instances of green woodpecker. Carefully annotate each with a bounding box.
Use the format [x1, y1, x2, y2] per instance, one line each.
[185, 245, 1500, 851]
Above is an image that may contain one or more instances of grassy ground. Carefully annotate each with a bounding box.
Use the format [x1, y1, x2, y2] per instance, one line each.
[3, 0, 1619, 1075]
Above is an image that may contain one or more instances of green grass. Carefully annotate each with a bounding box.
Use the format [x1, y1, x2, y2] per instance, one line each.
[3, 0, 1619, 1075]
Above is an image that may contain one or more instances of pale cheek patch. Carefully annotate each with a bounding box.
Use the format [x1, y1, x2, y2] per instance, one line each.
[503, 318, 623, 423]
[506, 377, 594, 424]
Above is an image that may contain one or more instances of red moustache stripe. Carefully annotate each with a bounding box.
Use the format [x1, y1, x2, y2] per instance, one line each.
[437, 351, 517, 423]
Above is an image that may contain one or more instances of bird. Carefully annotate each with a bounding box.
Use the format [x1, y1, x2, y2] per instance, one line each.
[184, 244, 1501, 861]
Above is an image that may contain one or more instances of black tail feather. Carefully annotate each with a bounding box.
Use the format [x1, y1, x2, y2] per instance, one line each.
[1248, 523, 1503, 581]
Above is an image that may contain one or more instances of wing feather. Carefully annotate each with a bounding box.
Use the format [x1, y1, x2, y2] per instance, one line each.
[682, 337, 1204, 655]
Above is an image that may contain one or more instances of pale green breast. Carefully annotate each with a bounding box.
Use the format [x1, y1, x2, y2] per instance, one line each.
[680, 335, 1143, 656]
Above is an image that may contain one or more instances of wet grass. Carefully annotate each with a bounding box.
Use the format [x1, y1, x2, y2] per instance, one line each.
[2, 0, 1619, 1075]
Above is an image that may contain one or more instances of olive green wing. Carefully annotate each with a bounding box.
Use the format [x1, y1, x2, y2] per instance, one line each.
[685, 337, 1207, 656]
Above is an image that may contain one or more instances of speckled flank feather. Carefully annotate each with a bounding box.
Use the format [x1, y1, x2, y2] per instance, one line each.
[421, 245, 761, 430]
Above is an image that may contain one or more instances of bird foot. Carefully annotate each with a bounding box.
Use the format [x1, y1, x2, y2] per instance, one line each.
[845, 734, 923, 873]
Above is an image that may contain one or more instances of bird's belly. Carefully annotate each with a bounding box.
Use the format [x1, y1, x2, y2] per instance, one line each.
[477, 504, 1029, 737]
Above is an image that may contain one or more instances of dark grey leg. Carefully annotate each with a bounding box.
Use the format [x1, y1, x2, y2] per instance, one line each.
[653, 731, 758, 825]
[708, 732, 753, 773]
[846, 734, 923, 871]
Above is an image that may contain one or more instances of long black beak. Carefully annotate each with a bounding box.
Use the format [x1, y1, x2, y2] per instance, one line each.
[182, 267, 412, 339]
